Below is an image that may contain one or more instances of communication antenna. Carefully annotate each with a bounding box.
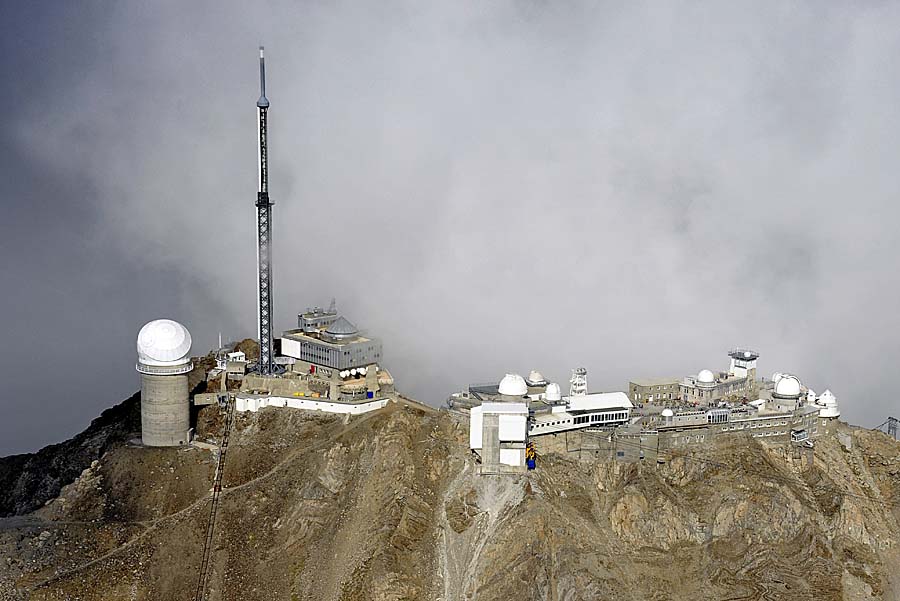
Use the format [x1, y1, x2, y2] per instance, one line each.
[255, 46, 274, 375]
[569, 368, 588, 397]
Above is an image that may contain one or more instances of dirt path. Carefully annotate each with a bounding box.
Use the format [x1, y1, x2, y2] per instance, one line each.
[27, 403, 397, 593]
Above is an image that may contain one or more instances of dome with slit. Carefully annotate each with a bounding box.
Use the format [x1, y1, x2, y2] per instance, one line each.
[773, 374, 802, 398]
[137, 319, 192, 366]
[498, 373, 528, 397]
[817, 389, 840, 418]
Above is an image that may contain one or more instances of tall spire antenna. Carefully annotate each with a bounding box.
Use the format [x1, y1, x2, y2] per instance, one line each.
[255, 45, 274, 375]
[257, 46, 269, 109]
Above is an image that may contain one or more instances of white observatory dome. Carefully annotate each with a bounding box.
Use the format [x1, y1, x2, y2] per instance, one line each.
[818, 389, 840, 418]
[137, 319, 192, 366]
[526, 370, 548, 386]
[545, 382, 562, 402]
[697, 369, 716, 384]
[773, 374, 802, 398]
[661, 408, 674, 417]
[498, 373, 528, 397]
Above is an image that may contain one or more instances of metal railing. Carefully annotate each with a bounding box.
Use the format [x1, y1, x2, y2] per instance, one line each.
[135, 362, 194, 375]
[194, 396, 235, 601]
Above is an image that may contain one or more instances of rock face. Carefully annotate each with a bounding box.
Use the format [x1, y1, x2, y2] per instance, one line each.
[0, 398, 899, 601]
[0, 393, 141, 518]
[0, 357, 214, 519]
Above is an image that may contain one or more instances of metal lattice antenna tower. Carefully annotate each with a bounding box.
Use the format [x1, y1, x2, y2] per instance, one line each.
[570, 367, 588, 397]
[256, 46, 274, 375]
[888, 417, 899, 440]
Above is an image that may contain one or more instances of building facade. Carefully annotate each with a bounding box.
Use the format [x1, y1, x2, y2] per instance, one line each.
[628, 377, 680, 405]
[630, 349, 760, 407]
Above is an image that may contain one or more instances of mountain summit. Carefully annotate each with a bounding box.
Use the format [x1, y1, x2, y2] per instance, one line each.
[1, 393, 899, 600]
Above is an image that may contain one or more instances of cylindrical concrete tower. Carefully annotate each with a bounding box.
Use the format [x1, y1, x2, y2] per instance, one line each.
[136, 319, 193, 446]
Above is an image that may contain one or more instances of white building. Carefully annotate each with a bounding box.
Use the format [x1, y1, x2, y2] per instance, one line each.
[470, 402, 529, 474]
[464, 370, 634, 473]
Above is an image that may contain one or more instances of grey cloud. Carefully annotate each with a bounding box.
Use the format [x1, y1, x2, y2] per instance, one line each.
[2, 1, 899, 453]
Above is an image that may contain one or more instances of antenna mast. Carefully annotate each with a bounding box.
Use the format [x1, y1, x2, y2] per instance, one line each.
[256, 46, 274, 375]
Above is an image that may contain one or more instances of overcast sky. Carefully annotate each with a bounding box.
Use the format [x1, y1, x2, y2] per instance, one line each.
[2, 2, 899, 455]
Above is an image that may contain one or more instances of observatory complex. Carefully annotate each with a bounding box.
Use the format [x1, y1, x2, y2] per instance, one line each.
[136, 319, 193, 447]
[235, 304, 396, 414]
[449, 350, 844, 474]
[127, 48, 846, 486]
[628, 349, 760, 406]
[451, 368, 634, 474]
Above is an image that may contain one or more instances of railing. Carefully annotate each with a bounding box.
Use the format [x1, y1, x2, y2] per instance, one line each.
[194, 396, 235, 601]
[136, 362, 194, 375]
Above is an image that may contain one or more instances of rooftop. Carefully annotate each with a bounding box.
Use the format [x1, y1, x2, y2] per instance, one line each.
[282, 328, 373, 347]
[630, 376, 680, 387]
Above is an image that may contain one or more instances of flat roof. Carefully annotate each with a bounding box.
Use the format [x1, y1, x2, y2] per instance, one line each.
[629, 377, 680, 387]
[532, 410, 574, 424]
[479, 402, 528, 414]
[567, 392, 634, 412]
[282, 329, 374, 346]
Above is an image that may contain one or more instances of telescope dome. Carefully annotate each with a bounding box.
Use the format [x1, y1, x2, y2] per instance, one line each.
[773, 374, 802, 398]
[545, 382, 562, 402]
[698, 369, 715, 384]
[137, 319, 192, 366]
[498, 373, 528, 397]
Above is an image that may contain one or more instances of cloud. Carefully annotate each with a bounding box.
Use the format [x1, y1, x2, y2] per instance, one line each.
[2, 1, 900, 452]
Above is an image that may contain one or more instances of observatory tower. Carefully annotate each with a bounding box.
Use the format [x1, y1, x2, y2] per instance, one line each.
[255, 46, 275, 374]
[136, 319, 193, 446]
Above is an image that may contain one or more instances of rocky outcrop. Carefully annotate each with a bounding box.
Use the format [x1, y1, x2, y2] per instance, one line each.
[0, 393, 141, 517]
[0, 400, 898, 600]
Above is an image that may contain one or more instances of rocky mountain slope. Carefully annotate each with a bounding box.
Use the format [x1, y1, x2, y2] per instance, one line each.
[0, 393, 141, 518]
[1, 397, 898, 600]
[0, 354, 217, 519]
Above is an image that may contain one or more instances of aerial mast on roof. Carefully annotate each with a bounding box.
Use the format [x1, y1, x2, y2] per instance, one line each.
[255, 46, 274, 375]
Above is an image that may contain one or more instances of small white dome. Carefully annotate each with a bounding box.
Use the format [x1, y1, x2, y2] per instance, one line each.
[819, 389, 837, 405]
[498, 373, 528, 397]
[545, 382, 562, 402]
[698, 369, 715, 384]
[818, 389, 840, 418]
[661, 408, 674, 417]
[137, 319, 192, 366]
[774, 374, 802, 398]
[526, 370, 548, 386]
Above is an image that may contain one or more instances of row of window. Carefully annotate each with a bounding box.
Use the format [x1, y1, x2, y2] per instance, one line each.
[537, 418, 574, 428]
[575, 411, 629, 425]
[723, 420, 788, 431]
[533, 410, 630, 429]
